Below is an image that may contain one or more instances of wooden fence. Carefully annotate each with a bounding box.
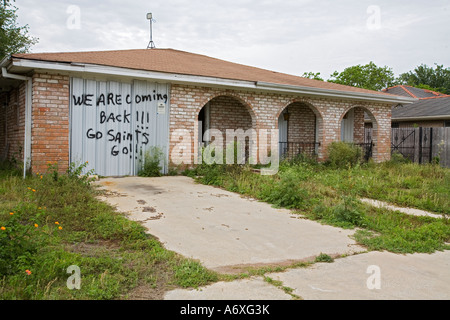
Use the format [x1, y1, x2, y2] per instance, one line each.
[365, 127, 450, 168]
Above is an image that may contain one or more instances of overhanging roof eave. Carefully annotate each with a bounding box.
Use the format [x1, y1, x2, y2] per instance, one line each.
[8, 57, 417, 104]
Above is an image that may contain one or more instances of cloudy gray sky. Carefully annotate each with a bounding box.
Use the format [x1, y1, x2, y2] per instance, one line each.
[15, 0, 450, 79]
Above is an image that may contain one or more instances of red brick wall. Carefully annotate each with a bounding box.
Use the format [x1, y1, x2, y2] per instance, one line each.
[169, 84, 393, 165]
[285, 102, 316, 143]
[2, 75, 393, 174]
[31, 73, 70, 174]
[0, 83, 26, 163]
[208, 95, 253, 132]
[353, 107, 365, 144]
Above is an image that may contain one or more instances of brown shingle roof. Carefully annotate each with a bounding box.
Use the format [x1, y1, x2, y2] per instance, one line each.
[13, 48, 398, 97]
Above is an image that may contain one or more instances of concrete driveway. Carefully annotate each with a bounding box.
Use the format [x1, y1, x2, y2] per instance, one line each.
[96, 176, 365, 272]
[165, 250, 450, 300]
[95, 176, 450, 300]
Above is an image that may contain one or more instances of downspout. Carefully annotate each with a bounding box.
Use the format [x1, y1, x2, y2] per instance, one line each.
[2, 67, 32, 178]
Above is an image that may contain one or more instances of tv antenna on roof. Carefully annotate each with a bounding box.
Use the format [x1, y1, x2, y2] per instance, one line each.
[147, 13, 156, 49]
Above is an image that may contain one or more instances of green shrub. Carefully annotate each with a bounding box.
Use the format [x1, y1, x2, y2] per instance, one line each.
[67, 161, 95, 185]
[138, 147, 165, 177]
[332, 196, 365, 227]
[326, 142, 363, 168]
[260, 169, 310, 209]
[389, 151, 411, 165]
[0, 216, 37, 276]
[281, 152, 318, 167]
[0, 205, 61, 276]
[310, 196, 365, 228]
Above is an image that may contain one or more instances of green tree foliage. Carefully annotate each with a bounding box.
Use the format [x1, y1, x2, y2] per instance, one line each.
[396, 64, 450, 94]
[328, 61, 396, 91]
[0, 0, 38, 58]
[301, 71, 324, 81]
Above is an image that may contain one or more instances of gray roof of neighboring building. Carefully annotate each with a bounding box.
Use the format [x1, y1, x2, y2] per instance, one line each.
[392, 96, 450, 119]
[383, 85, 447, 99]
[365, 86, 450, 121]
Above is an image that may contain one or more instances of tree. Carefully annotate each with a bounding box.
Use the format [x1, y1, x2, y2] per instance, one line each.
[328, 61, 395, 91]
[396, 64, 450, 94]
[0, 0, 38, 59]
[301, 72, 324, 81]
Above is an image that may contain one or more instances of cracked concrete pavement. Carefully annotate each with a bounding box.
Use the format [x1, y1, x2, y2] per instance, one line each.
[95, 176, 450, 300]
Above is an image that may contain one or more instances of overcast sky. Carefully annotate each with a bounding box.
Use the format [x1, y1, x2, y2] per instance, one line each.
[15, 0, 450, 79]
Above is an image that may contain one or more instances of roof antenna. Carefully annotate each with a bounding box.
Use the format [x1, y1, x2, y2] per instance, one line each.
[146, 13, 156, 49]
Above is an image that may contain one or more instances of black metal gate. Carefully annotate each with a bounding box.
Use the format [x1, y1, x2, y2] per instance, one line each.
[363, 127, 436, 164]
[279, 142, 320, 160]
[359, 128, 374, 161]
[391, 128, 416, 162]
[417, 127, 434, 164]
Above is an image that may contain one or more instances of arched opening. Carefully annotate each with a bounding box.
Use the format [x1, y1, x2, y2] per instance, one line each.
[197, 95, 256, 164]
[278, 102, 323, 160]
[340, 107, 378, 161]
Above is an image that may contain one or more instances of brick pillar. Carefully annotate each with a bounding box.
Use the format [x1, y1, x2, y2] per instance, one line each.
[372, 105, 392, 162]
[320, 106, 342, 161]
[31, 73, 70, 174]
[0, 84, 26, 162]
[353, 107, 365, 144]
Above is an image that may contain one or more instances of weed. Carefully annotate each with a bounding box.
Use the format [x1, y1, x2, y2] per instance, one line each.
[186, 159, 450, 253]
[0, 162, 219, 299]
[264, 276, 302, 300]
[389, 151, 411, 165]
[326, 142, 364, 168]
[260, 168, 310, 209]
[172, 259, 218, 288]
[138, 147, 165, 177]
[314, 253, 334, 263]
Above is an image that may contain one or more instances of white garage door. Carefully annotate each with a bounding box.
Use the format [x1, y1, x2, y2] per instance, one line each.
[70, 77, 170, 176]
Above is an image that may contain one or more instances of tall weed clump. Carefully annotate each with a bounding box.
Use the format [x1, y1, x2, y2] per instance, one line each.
[0, 161, 94, 277]
[260, 168, 310, 210]
[311, 195, 366, 228]
[138, 147, 165, 177]
[326, 142, 363, 168]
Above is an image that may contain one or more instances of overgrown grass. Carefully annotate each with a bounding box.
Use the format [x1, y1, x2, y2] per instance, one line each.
[2, 152, 448, 299]
[314, 161, 450, 214]
[0, 162, 218, 300]
[183, 157, 450, 254]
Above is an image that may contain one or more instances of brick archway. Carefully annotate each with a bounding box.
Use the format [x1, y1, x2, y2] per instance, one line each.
[277, 100, 325, 160]
[196, 94, 257, 165]
[196, 93, 257, 126]
[339, 105, 379, 161]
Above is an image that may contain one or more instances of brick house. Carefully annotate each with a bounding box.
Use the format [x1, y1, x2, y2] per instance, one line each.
[0, 49, 414, 176]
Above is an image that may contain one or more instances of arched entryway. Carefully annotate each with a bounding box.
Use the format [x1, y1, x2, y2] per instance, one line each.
[340, 106, 378, 161]
[197, 95, 256, 164]
[278, 101, 323, 160]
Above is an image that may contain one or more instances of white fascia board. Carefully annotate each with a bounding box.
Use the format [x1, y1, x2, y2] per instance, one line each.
[0, 55, 12, 68]
[393, 115, 450, 122]
[256, 81, 418, 105]
[12, 58, 257, 88]
[12, 58, 417, 104]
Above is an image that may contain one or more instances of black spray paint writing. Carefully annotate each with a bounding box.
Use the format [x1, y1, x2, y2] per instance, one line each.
[73, 91, 168, 107]
[85, 110, 151, 158]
